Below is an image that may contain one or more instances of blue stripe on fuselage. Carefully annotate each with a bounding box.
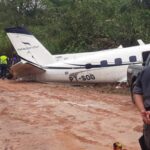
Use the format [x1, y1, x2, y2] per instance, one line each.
[44, 62, 141, 69]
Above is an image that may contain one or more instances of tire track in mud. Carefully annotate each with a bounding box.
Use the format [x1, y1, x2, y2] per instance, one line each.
[0, 80, 141, 150]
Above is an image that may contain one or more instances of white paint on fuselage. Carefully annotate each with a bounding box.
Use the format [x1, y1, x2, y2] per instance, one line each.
[34, 44, 150, 83]
[35, 65, 128, 83]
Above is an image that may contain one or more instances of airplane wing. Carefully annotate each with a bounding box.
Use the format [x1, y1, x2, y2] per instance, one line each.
[10, 61, 45, 79]
[137, 39, 145, 45]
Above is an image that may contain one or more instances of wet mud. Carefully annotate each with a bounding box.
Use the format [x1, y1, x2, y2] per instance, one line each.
[0, 80, 142, 150]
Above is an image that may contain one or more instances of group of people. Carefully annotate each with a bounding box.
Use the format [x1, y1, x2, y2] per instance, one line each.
[0, 54, 9, 79]
[0, 53, 19, 79]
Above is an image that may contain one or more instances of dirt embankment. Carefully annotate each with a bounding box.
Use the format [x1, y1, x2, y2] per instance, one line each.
[0, 80, 142, 150]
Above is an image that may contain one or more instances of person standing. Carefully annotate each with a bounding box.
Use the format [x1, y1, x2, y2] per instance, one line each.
[0, 54, 8, 79]
[133, 66, 150, 150]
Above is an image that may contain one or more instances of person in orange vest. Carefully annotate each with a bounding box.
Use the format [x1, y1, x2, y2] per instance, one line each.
[0, 54, 9, 79]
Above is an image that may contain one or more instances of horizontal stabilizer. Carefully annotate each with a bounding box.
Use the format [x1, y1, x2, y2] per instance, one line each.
[5, 27, 56, 66]
[11, 62, 45, 78]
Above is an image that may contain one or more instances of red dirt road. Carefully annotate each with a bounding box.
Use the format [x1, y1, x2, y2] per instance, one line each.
[0, 80, 142, 150]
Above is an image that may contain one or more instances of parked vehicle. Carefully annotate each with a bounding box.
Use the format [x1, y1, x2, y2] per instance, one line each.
[127, 51, 150, 102]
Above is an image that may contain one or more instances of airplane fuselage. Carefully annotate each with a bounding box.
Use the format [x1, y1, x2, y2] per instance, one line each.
[31, 44, 150, 83]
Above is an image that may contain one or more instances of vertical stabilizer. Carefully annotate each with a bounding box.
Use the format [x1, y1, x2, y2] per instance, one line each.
[5, 27, 56, 66]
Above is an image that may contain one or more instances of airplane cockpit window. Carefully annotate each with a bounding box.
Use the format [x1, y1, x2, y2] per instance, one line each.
[115, 58, 122, 65]
[129, 56, 137, 62]
[100, 60, 108, 67]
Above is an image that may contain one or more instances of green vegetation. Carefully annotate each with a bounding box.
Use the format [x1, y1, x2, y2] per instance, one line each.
[0, 0, 150, 54]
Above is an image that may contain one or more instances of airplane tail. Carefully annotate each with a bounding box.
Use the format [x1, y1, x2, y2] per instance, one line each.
[5, 27, 56, 66]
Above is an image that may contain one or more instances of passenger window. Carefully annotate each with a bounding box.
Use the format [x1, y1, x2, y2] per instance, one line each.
[100, 60, 108, 67]
[129, 56, 137, 62]
[115, 58, 122, 65]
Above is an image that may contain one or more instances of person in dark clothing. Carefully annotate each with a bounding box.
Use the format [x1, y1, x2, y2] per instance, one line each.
[133, 66, 150, 150]
[0, 55, 9, 79]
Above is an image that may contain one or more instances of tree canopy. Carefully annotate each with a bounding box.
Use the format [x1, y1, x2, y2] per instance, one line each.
[0, 0, 150, 54]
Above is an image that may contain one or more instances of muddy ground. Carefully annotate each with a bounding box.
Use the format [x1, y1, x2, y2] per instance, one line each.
[0, 80, 143, 150]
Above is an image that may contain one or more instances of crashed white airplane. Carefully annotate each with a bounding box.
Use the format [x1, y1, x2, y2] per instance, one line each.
[5, 27, 150, 83]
